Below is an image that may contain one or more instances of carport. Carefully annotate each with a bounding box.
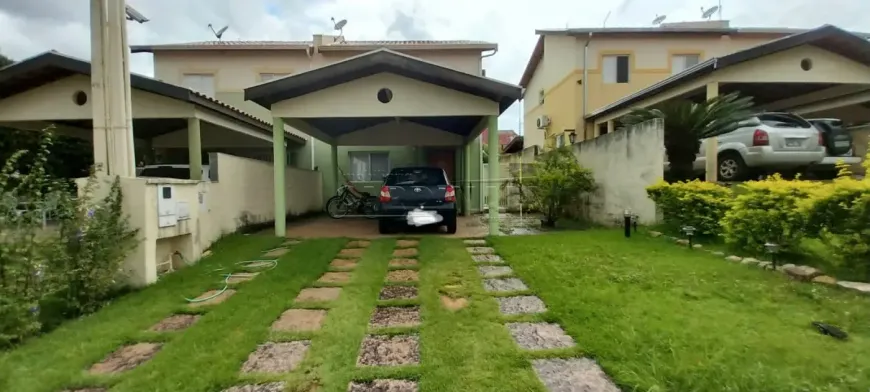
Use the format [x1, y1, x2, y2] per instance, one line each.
[244, 48, 523, 236]
[585, 25, 870, 181]
[0, 51, 306, 179]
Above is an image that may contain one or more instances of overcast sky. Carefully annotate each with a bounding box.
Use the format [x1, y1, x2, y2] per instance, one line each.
[1, 0, 867, 132]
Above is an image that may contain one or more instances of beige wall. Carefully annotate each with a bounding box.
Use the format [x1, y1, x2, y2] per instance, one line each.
[571, 118, 664, 225]
[81, 152, 322, 286]
[523, 33, 784, 149]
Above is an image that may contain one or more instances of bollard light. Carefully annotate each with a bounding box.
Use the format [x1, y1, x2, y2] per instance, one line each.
[623, 209, 632, 238]
[631, 214, 639, 233]
[764, 242, 780, 269]
[682, 225, 696, 248]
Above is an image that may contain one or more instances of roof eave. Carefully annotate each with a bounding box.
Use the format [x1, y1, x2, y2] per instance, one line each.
[317, 43, 497, 51]
[518, 35, 545, 88]
[130, 45, 311, 53]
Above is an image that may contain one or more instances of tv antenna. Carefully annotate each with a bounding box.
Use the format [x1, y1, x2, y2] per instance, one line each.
[701, 5, 719, 20]
[331, 17, 347, 42]
[208, 24, 229, 40]
[652, 14, 667, 25]
[602, 11, 611, 28]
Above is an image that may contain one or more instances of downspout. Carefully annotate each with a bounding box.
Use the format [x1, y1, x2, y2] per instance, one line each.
[305, 44, 315, 170]
[582, 32, 593, 137]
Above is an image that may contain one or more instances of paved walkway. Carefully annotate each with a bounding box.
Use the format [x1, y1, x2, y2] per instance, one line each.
[284, 216, 489, 239]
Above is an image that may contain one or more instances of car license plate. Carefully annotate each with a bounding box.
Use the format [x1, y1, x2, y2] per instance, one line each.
[835, 141, 851, 148]
[786, 139, 802, 147]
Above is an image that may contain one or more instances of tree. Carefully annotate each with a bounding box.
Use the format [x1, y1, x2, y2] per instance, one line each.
[511, 148, 595, 227]
[620, 92, 755, 181]
[0, 52, 13, 68]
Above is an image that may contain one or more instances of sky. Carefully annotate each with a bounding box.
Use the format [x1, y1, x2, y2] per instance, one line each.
[0, 0, 868, 132]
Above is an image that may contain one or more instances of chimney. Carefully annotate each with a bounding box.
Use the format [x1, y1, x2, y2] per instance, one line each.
[312, 34, 340, 48]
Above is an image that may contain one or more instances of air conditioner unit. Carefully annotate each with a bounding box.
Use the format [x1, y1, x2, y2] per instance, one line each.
[536, 115, 551, 129]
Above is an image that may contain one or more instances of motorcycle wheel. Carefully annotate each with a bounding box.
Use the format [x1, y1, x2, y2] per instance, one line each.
[362, 196, 380, 219]
[326, 196, 350, 218]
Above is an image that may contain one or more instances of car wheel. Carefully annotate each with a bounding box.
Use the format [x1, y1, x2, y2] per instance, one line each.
[378, 219, 394, 234]
[444, 213, 457, 234]
[718, 152, 747, 182]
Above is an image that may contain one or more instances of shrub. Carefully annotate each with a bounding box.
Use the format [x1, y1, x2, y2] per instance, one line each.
[646, 179, 733, 236]
[721, 174, 822, 254]
[511, 148, 595, 227]
[804, 174, 870, 279]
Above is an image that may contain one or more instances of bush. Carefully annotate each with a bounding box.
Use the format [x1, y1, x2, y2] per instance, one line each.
[646, 179, 733, 236]
[0, 129, 137, 347]
[721, 174, 822, 254]
[510, 148, 595, 227]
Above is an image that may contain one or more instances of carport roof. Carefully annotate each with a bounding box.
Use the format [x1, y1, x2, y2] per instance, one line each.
[0, 51, 305, 144]
[586, 24, 870, 121]
[244, 48, 523, 113]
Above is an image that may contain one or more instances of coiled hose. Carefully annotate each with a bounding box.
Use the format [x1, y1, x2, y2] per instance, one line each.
[184, 259, 278, 303]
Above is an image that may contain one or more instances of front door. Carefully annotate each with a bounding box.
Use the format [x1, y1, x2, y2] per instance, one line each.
[425, 148, 456, 182]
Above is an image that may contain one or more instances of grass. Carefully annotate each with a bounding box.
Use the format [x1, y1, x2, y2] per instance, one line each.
[491, 230, 870, 392]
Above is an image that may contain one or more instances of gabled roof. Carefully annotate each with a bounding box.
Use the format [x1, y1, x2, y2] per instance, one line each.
[244, 48, 522, 113]
[0, 51, 304, 144]
[519, 24, 870, 88]
[131, 40, 497, 53]
[586, 24, 870, 121]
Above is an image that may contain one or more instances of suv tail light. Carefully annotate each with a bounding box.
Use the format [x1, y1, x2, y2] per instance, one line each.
[818, 130, 825, 146]
[752, 129, 769, 146]
[379, 186, 391, 202]
[445, 185, 456, 202]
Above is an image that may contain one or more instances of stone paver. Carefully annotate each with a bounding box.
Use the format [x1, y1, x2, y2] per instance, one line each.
[369, 306, 421, 328]
[89, 343, 162, 374]
[483, 278, 528, 292]
[463, 239, 487, 246]
[837, 281, 870, 294]
[346, 240, 371, 248]
[386, 270, 419, 282]
[271, 309, 327, 332]
[263, 248, 288, 258]
[188, 289, 236, 308]
[506, 322, 575, 350]
[330, 259, 358, 269]
[389, 258, 419, 268]
[478, 266, 513, 278]
[393, 248, 418, 257]
[532, 358, 620, 392]
[294, 287, 342, 302]
[226, 273, 259, 284]
[221, 382, 285, 392]
[241, 341, 310, 373]
[466, 247, 495, 254]
[340, 248, 365, 258]
[348, 380, 418, 392]
[318, 272, 352, 284]
[497, 296, 547, 315]
[150, 314, 200, 332]
[472, 254, 503, 263]
[379, 285, 418, 300]
[357, 335, 420, 366]
[396, 240, 419, 248]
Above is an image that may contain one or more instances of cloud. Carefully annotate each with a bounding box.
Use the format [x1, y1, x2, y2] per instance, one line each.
[1, 0, 868, 132]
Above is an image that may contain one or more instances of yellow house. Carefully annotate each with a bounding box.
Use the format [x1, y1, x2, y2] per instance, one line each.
[519, 20, 815, 149]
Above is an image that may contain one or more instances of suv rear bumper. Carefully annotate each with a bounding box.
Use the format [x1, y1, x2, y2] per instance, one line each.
[742, 147, 826, 168]
[378, 203, 457, 220]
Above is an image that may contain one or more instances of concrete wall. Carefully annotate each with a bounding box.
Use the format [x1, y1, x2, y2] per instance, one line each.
[79, 152, 322, 286]
[571, 118, 664, 225]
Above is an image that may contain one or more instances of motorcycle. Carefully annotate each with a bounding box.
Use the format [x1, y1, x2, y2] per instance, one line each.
[325, 170, 380, 219]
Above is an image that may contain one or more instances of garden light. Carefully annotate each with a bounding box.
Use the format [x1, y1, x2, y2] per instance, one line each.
[631, 213, 639, 233]
[624, 209, 632, 238]
[682, 225, 696, 248]
[764, 242, 780, 269]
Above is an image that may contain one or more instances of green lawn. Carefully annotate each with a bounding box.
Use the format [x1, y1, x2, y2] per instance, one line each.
[491, 230, 870, 392]
[0, 235, 544, 392]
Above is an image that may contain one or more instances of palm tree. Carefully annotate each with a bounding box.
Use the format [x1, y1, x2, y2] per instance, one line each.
[620, 92, 755, 181]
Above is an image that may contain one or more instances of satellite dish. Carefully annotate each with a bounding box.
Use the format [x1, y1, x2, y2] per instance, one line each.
[652, 14, 666, 25]
[701, 6, 719, 20]
[330, 17, 347, 44]
[208, 23, 229, 40]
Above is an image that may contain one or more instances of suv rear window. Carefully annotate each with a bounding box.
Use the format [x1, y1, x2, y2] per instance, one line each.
[384, 168, 447, 186]
[757, 113, 811, 128]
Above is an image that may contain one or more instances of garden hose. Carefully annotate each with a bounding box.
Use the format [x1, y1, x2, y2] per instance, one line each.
[183, 259, 278, 303]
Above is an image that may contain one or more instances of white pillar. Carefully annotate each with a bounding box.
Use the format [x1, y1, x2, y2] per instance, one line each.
[705, 82, 720, 182]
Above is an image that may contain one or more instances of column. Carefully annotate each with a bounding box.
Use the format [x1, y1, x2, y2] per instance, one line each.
[273, 117, 287, 236]
[330, 144, 339, 196]
[705, 82, 720, 182]
[606, 120, 615, 134]
[463, 142, 471, 216]
[487, 115, 500, 235]
[187, 118, 202, 180]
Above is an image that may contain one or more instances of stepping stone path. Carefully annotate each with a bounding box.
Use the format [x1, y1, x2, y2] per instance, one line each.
[348, 380, 418, 392]
[241, 341, 310, 373]
[357, 335, 420, 366]
[188, 289, 236, 308]
[340, 248, 365, 258]
[369, 306, 421, 328]
[221, 382, 286, 392]
[295, 287, 342, 302]
[483, 278, 528, 292]
[346, 240, 371, 248]
[318, 272, 352, 284]
[263, 248, 288, 258]
[89, 343, 162, 374]
[379, 285, 418, 300]
[386, 269, 419, 282]
[150, 314, 200, 332]
[393, 248, 418, 257]
[463, 241, 619, 392]
[389, 258, 419, 268]
[330, 258, 358, 269]
[396, 239, 419, 248]
[271, 309, 327, 332]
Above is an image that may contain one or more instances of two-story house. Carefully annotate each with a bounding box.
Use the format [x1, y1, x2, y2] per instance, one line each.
[131, 35, 497, 202]
[519, 20, 813, 150]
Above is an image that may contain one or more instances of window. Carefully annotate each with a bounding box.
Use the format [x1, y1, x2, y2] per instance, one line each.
[671, 54, 701, 75]
[259, 73, 290, 82]
[348, 152, 390, 181]
[603, 55, 630, 84]
[384, 168, 447, 186]
[182, 74, 215, 97]
[538, 89, 545, 104]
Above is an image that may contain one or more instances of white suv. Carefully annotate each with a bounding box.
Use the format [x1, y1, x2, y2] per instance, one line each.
[675, 113, 827, 181]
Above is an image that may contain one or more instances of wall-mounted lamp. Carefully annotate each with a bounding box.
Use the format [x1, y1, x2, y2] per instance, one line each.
[568, 132, 577, 144]
[681, 225, 696, 248]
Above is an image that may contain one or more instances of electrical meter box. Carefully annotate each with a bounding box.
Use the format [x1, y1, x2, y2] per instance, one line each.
[157, 185, 178, 228]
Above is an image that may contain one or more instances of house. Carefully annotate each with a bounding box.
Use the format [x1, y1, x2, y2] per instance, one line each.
[518, 20, 870, 150]
[132, 35, 509, 212]
[481, 129, 517, 149]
